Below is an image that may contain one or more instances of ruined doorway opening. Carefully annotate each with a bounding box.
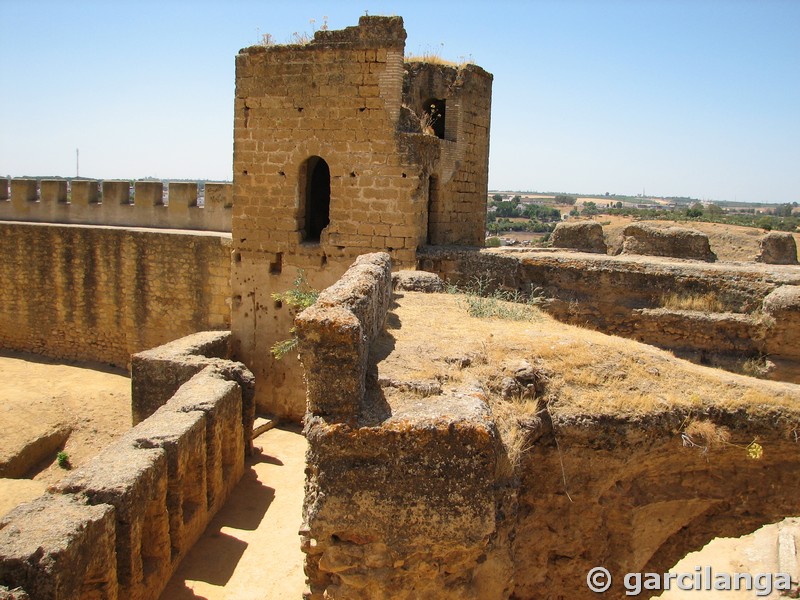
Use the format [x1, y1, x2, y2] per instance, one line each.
[423, 98, 446, 140]
[303, 156, 330, 242]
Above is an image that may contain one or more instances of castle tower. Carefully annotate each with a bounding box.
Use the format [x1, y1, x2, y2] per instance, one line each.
[231, 16, 493, 418]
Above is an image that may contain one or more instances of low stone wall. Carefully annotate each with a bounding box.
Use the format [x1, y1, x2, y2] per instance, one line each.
[131, 331, 255, 451]
[622, 223, 716, 261]
[417, 247, 800, 380]
[298, 253, 511, 599]
[0, 335, 252, 600]
[0, 222, 231, 368]
[295, 253, 392, 422]
[0, 178, 231, 232]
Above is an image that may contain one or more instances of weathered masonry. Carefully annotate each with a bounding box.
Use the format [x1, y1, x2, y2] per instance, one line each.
[230, 16, 493, 419]
[0, 179, 232, 368]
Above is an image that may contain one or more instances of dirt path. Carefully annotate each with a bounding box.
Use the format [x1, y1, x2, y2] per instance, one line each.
[160, 425, 308, 600]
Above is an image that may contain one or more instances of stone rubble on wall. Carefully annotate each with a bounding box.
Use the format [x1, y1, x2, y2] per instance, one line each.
[550, 221, 608, 254]
[391, 269, 445, 292]
[621, 223, 717, 261]
[756, 231, 799, 265]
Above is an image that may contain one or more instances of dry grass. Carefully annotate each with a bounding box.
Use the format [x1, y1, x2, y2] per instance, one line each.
[682, 419, 731, 450]
[661, 291, 727, 313]
[375, 292, 800, 476]
[404, 53, 461, 67]
[379, 292, 800, 423]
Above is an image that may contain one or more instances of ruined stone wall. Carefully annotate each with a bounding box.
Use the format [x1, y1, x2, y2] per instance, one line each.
[0, 340, 251, 600]
[418, 247, 800, 380]
[0, 222, 231, 368]
[297, 253, 512, 599]
[621, 223, 716, 261]
[513, 412, 800, 599]
[0, 178, 232, 232]
[231, 16, 493, 419]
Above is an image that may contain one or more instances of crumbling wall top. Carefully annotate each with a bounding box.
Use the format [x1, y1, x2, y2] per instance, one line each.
[240, 15, 406, 55]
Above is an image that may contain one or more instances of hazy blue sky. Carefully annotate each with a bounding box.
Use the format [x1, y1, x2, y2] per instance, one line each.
[2, 0, 798, 203]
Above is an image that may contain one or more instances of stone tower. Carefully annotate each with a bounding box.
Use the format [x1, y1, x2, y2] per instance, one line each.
[231, 16, 493, 418]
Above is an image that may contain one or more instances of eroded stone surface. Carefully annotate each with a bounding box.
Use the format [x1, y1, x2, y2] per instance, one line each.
[551, 221, 608, 254]
[622, 223, 716, 261]
[0, 493, 118, 600]
[756, 231, 799, 265]
[392, 270, 445, 292]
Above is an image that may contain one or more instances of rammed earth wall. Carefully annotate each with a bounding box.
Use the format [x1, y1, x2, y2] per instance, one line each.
[0, 222, 232, 368]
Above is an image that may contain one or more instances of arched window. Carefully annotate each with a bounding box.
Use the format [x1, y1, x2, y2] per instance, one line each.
[302, 156, 330, 242]
[423, 98, 446, 140]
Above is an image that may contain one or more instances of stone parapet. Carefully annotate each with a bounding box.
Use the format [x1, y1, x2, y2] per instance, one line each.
[0, 178, 232, 232]
[295, 252, 391, 421]
[131, 330, 255, 454]
[0, 334, 251, 600]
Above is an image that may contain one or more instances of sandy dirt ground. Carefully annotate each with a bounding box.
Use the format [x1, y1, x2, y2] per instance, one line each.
[0, 351, 131, 518]
[160, 425, 308, 600]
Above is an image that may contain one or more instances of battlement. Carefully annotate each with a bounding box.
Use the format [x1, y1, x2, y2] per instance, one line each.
[0, 178, 232, 232]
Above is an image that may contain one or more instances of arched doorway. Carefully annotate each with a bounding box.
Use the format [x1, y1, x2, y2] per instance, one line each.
[303, 156, 330, 242]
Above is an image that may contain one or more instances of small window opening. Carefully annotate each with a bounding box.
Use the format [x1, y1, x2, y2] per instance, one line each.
[424, 98, 446, 139]
[303, 156, 330, 242]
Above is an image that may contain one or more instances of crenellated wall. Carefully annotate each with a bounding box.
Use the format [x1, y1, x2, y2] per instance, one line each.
[0, 334, 253, 600]
[0, 222, 232, 368]
[0, 178, 232, 232]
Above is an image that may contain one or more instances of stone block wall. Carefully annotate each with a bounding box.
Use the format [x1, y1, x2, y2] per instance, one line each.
[297, 253, 511, 598]
[295, 253, 391, 421]
[231, 16, 492, 419]
[131, 330, 255, 455]
[403, 61, 492, 247]
[0, 178, 232, 232]
[0, 338, 252, 600]
[0, 222, 231, 368]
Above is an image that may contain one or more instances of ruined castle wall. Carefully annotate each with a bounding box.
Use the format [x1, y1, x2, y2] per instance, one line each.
[0, 222, 231, 368]
[418, 247, 800, 380]
[295, 253, 392, 421]
[0, 358, 250, 600]
[298, 253, 512, 599]
[514, 415, 800, 599]
[0, 178, 232, 231]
